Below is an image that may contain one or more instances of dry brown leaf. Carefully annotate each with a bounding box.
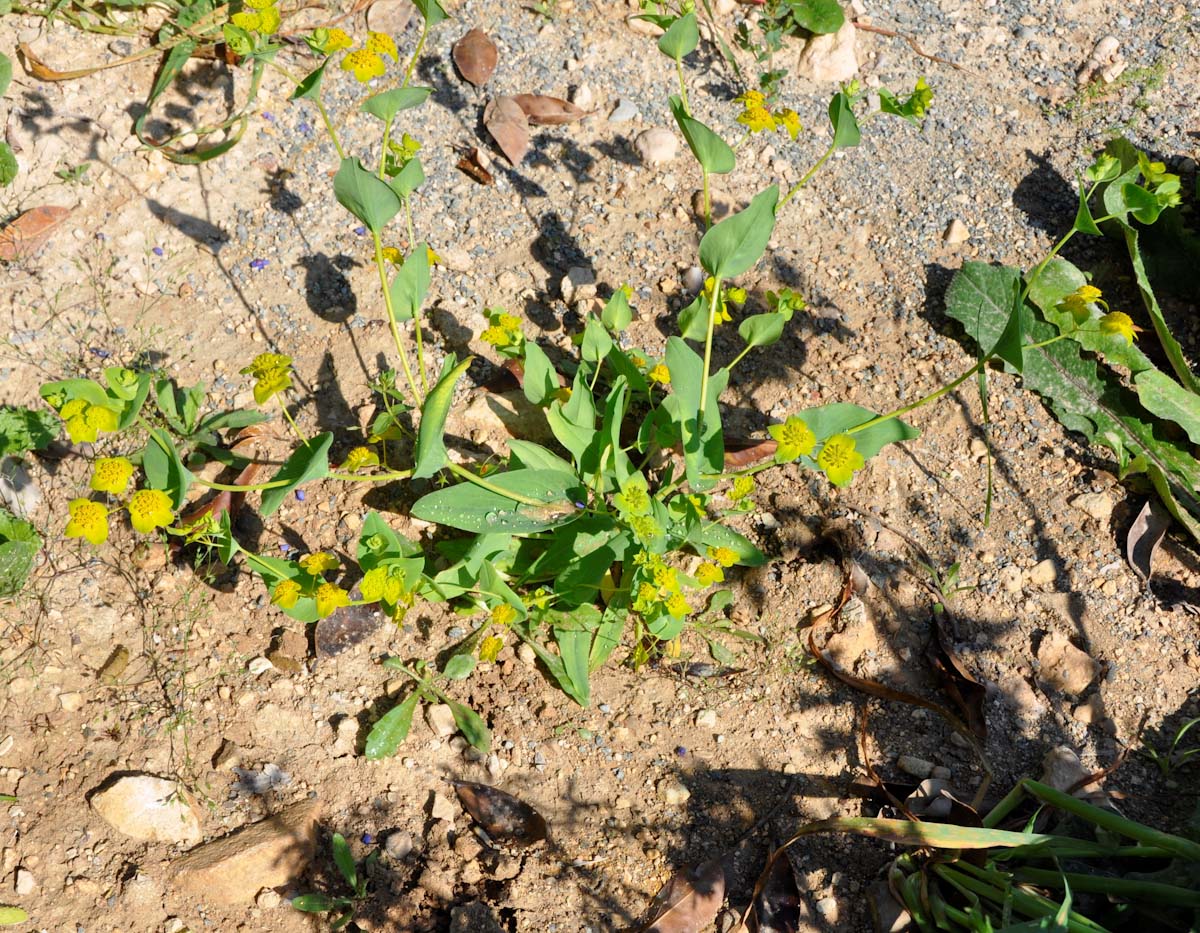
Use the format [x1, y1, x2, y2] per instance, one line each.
[456, 147, 494, 185]
[638, 859, 725, 933]
[483, 96, 530, 166]
[452, 781, 548, 847]
[0, 205, 71, 261]
[512, 93, 589, 126]
[1126, 498, 1170, 584]
[452, 28, 498, 88]
[723, 437, 776, 470]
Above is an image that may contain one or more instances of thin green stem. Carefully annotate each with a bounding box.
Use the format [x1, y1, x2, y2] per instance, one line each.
[315, 99, 346, 161]
[445, 461, 545, 507]
[780, 140, 834, 208]
[702, 166, 712, 230]
[404, 197, 416, 250]
[674, 58, 690, 114]
[372, 230, 421, 401]
[846, 358, 987, 437]
[329, 468, 413, 483]
[378, 118, 394, 181]
[403, 19, 429, 88]
[698, 276, 722, 424]
[278, 397, 309, 444]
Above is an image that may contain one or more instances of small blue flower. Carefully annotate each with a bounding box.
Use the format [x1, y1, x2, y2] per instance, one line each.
[152, 246, 164, 257]
[250, 258, 269, 271]
[298, 121, 312, 134]
[280, 542, 292, 554]
[294, 490, 306, 501]
[361, 832, 374, 845]
[675, 746, 688, 758]
[89, 347, 111, 359]
[354, 226, 367, 237]
[262, 111, 275, 123]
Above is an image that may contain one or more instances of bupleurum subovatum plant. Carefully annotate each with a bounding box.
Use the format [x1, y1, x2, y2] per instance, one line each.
[39, 0, 1168, 761]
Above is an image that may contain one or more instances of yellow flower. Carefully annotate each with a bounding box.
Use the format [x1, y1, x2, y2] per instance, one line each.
[231, 10, 262, 30]
[614, 479, 651, 516]
[1057, 284, 1105, 323]
[665, 593, 690, 618]
[479, 635, 504, 663]
[651, 563, 679, 593]
[817, 434, 865, 487]
[299, 551, 339, 575]
[365, 31, 398, 60]
[59, 398, 120, 444]
[776, 108, 801, 140]
[127, 489, 174, 534]
[490, 603, 518, 627]
[322, 27, 353, 53]
[696, 562, 724, 586]
[708, 545, 737, 568]
[735, 89, 766, 108]
[380, 246, 403, 264]
[634, 582, 660, 612]
[737, 104, 776, 134]
[360, 566, 406, 605]
[257, 4, 280, 33]
[90, 457, 134, 494]
[240, 353, 294, 405]
[1099, 311, 1142, 345]
[629, 513, 662, 542]
[272, 578, 302, 609]
[341, 446, 380, 473]
[243, 0, 272, 10]
[341, 49, 386, 83]
[768, 415, 816, 462]
[629, 353, 648, 368]
[647, 363, 671, 385]
[908, 77, 932, 117]
[314, 582, 351, 618]
[729, 475, 755, 501]
[65, 498, 109, 545]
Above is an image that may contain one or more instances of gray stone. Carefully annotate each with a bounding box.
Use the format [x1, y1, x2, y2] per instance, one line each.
[609, 99, 640, 124]
[897, 755, 934, 779]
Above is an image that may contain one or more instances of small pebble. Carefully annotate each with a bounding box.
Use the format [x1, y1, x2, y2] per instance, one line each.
[385, 831, 413, 860]
[897, 755, 935, 778]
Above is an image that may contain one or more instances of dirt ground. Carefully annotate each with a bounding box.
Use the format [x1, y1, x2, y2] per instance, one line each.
[1, 0, 1198, 930]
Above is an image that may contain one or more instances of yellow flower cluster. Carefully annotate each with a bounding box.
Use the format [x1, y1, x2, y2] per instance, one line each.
[702, 277, 747, 325]
[240, 353, 294, 405]
[66, 455, 177, 546]
[769, 414, 815, 462]
[271, 553, 352, 618]
[613, 478, 650, 516]
[58, 398, 120, 444]
[735, 90, 801, 140]
[231, 0, 280, 36]
[816, 434, 865, 487]
[1057, 284, 1106, 323]
[481, 311, 524, 350]
[341, 446, 380, 473]
[729, 475, 755, 501]
[647, 363, 671, 385]
[341, 31, 397, 83]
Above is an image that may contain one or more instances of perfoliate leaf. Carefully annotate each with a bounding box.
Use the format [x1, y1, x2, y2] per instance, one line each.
[333, 157, 402, 233]
[670, 95, 735, 174]
[289, 60, 327, 101]
[362, 86, 431, 123]
[786, 0, 845, 34]
[259, 432, 332, 517]
[828, 89, 861, 149]
[698, 185, 779, 279]
[412, 356, 472, 479]
[657, 11, 699, 60]
[412, 0, 447, 26]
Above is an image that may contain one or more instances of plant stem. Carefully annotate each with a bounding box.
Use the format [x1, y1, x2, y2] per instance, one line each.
[675, 58, 690, 114]
[372, 231, 421, 402]
[698, 276, 722, 425]
[403, 19, 429, 88]
[378, 118, 394, 181]
[404, 197, 416, 250]
[278, 397, 309, 444]
[445, 461, 547, 507]
[846, 358, 987, 437]
[780, 140, 834, 208]
[315, 99, 346, 160]
[702, 166, 712, 230]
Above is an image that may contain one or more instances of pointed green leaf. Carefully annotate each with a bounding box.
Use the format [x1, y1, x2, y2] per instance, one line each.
[365, 692, 419, 759]
[0, 144, 17, 187]
[291, 893, 338, 912]
[389, 156, 424, 199]
[990, 276, 1026, 373]
[0, 53, 12, 98]
[412, 0, 447, 26]
[289, 60, 327, 101]
[259, 432, 332, 516]
[787, 0, 845, 34]
[1134, 370, 1200, 444]
[553, 624, 591, 707]
[333, 157, 402, 233]
[412, 355, 472, 479]
[828, 89, 861, 149]
[601, 289, 633, 332]
[677, 293, 710, 342]
[0, 906, 29, 926]
[657, 11, 698, 60]
[521, 341, 558, 406]
[442, 653, 476, 680]
[698, 185, 778, 278]
[670, 95, 735, 174]
[448, 700, 489, 751]
[411, 469, 584, 533]
[332, 833, 357, 889]
[1072, 178, 1103, 236]
[738, 310, 788, 349]
[507, 439, 574, 474]
[362, 86, 431, 123]
[388, 241, 431, 322]
[664, 336, 727, 488]
[142, 428, 195, 510]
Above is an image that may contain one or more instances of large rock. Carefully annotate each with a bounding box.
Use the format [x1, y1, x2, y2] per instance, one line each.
[1037, 632, 1100, 696]
[797, 19, 859, 82]
[171, 799, 321, 905]
[90, 774, 203, 844]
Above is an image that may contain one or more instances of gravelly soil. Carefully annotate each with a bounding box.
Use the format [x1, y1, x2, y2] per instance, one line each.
[1, 0, 1198, 930]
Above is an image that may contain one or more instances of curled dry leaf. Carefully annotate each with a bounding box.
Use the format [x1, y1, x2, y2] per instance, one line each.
[483, 96, 530, 166]
[752, 846, 802, 933]
[456, 147, 494, 185]
[452, 781, 548, 846]
[453, 28, 499, 88]
[1126, 498, 1170, 584]
[927, 613, 988, 740]
[0, 205, 71, 261]
[512, 93, 589, 126]
[638, 858, 726, 933]
[723, 436, 777, 470]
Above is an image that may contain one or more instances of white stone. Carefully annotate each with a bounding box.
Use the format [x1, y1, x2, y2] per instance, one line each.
[1029, 559, 1057, 586]
[943, 218, 970, 244]
[426, 703, 457, 738]
[59, 692, 85, 712]
[247, 656, 273, 676]
[561, 266, 596, 303]
[255, 888, 282, 909]
[570, 83, 595, 111]
[430, 792, 456, 822]
[385, 831, 413, 860]
[695, 709, 718, 729]
[90, 774, 203, 844]
[1070, 491, 1114, 523]
[658, 777, 691, 806]
[635, 128, 678, 166]
[609, 99, 640, 124]
[797, 20, 859, 82]
[14, 867, 35, 895]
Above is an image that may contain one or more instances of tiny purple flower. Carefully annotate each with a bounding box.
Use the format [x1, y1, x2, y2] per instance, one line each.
[675, 746, 688, 758]
[361, 832, 374, 845]
[250, 258, 269, 271]
[89, 347, 111, 359]
[262, 111, 275, 123]
[298, 121, 312, 134]
[354, 226, 367, 237]
[280, 542, 292, 554]
[152, 246, 164, 257]
[294, 490, 306, 501]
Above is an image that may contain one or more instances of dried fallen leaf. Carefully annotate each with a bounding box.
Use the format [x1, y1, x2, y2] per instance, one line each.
[316, 589, 384, 657]
[638, 859, 726, 933]
[483, 96, 530, 166]
[452, 781, 548, 847]
[752, 847, 802, 933]
[1126, 498, 1170, 584]
[456, 146, 494, 185]
[723, 437, 776, 470]
[927, 614, 988, 740]
[0, 205, 70, 261]
[453, 28, 499, 87]
[512, 93, 589, 126]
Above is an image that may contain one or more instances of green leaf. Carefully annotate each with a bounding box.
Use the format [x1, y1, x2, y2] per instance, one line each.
[442, 653, 476, 680]
[291, 893, 338, 913]
[699, 185, 779, 279]
[259, 433, 332, 517]
[411, 469, 585, 534]
[515, 626, 588, 706]
[0, 143, 16, 187]
[507, 439, 574, 474]
[657, 11, 699, 60]
[289, 60, 327, 101]
[388, 241, 431, 323]
[0, 907, 30, 926]
[948, 261, 1200, 541]
[332, 833, 357, 889]
[553, 624, 591, 707]
[786, 0, 845, 34]
[412, 355, 472, 479]
[677, 294, 710, 342]
[449, 700, 490, 751]
[0, 509, 40, 598]
[389, 156, 425, 199]
[990, 275, 1026, 373]
[1134, 370, 1200, 444]
[669, 96, 735, 174]
[333, 157, 402, 233]
[0, 53, 11, 98]
[116, 372, 152, 431]
[364, 692, 419, 759]
[665, 337, 727, 488]
[796, 402, 919, 458]
[1122, 182, 1164, 224]
[581, 318, 612, 363]
[412, 0, 447, 26]
[601, 289, 633, 332]
[362, 86, 431, 123]
[738, 311, 787, 350]
[687, 520, 764, 567]
[142, 428, 195, 510]
[521, 342, 558, 406]
[828, 89, 861, 149]
[1073, 178, 1103, 236]
[0, 406, 58, 458]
